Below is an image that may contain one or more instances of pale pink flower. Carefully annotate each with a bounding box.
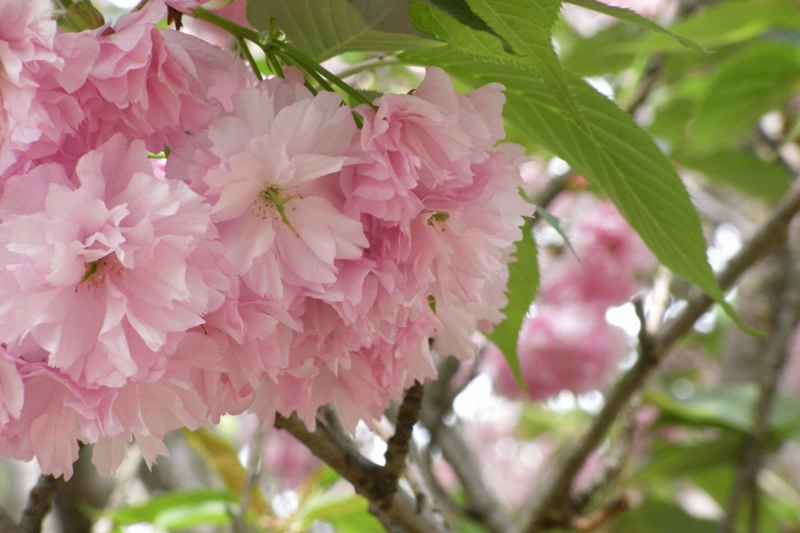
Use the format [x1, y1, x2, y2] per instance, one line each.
[174, 72, 368, 300]
[0, 0, 91, 178]
[487, 305, 629, 401]
[0, 134, 233, 388]
[0, 346, 23, 429]
[67, 0, 253, 158]
[0, 349, 105, 479]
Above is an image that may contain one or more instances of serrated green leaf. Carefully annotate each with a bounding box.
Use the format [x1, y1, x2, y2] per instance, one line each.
[487, 223, 538, 392]
[410, 1, 511, 58]
[429, 0, 500, 35]
[676, 150, 791, 202]
[402, 47, 754, 330]
[565, 0, 704, 51]
[692, 41, 800, 151]
[464, 0, 591, 134]
[246, 0, 436, 61]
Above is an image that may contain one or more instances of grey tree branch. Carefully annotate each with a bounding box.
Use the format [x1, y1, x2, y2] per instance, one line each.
[274, 407, 448, 533]
[18, 475, 58, 533]
[516, 180, 800, 533]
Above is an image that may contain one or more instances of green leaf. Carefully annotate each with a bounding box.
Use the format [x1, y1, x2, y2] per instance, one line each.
[561, 23, 643, 77]
[153, 502, 232, 531]
[564, 0, 704, 52]
[57, 0, 105, 32]
[639, 432, 744, 481]
[246, 0, 436, 61]
[297, 495, 384, 532]
[410, 1, 511, 59]
[102, 490, 236, 526]
[464, 0, 591, 134]
[182, 428, 269, 516]
[429, 0, 500, 36]
[532, 203, 580, 261]
[623, 0, 800, 54]
[487, 222, 538, 392]
[400, 48, 751, 330]
[649, 385, 800, 439]
[691, 41, 800, 151]
[647, 97, 694, 143]
[610, 497, 718, 533]
[676, 150, 791, 202]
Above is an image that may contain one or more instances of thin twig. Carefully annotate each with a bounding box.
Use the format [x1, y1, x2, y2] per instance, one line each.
[18, 475, 58, 533]
[234, 421, 264, 533]
[516, 180, 800, 533]
[382, 382, 425, 496]
[275, 409, 449, 533]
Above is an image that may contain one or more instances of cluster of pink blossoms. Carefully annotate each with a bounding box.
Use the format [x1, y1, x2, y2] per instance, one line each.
[0, 0, 533, 477]
[487, 193, 655, 401]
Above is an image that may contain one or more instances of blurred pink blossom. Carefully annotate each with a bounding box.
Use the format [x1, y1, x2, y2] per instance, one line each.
[486, 305, 629, 401]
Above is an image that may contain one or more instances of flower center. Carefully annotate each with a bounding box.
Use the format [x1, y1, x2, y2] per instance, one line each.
[75, 257, 121, 292]
[255, 186, 299, 236]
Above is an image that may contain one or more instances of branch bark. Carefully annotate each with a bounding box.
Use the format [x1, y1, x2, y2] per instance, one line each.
[18, 475, 58, 533]
[275, 404, 448, 533]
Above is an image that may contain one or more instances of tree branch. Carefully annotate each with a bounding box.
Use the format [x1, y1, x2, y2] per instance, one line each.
[381, 382, 425, 497]
[18, 475, 58, 533]
[515, 180, 800, 533]
[275, 407, 448, 533]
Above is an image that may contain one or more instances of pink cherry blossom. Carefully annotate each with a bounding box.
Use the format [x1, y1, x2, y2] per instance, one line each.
[486, 305, 629, 401]
[65, 0, 254, 159]
[0, 134, 233, 388]
[540, 193, 655, 309]
[173, 72, 368, 300]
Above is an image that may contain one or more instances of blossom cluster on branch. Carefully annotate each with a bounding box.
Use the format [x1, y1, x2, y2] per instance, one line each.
[0, 0, 533, 479]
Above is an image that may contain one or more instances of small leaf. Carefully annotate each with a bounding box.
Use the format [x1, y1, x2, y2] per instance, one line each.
[487, 222, 538, 392]
[534, 203, 580, 261]
[100, 490, 236, 526]
[57, 0, 105, 32]
[247, 0, 436, 61]
[565, 0, 704, 52]
[182, 428, 270, 517]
